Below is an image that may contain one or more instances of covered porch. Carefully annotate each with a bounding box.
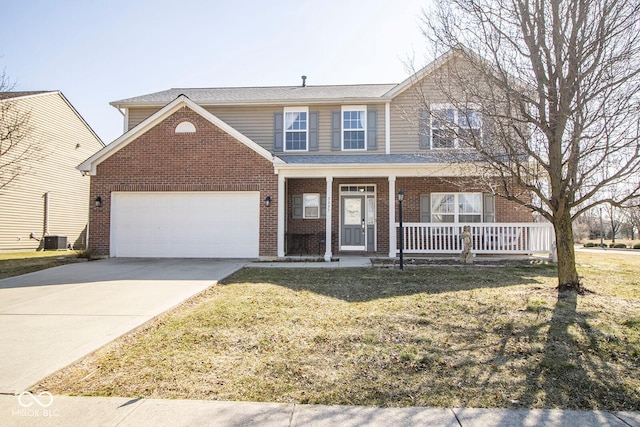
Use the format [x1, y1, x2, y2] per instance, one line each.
[274, 156, 554, 261]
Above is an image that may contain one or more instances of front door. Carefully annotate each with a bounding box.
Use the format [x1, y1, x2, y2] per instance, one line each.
[341, 196, 365, 250]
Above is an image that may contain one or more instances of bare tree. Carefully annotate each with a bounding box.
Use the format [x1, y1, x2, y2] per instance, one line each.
[421, 0, 640, 292]
[0, 70, 34, 192]
[603, 203, 623, 244]
[623, 204, 640, 240]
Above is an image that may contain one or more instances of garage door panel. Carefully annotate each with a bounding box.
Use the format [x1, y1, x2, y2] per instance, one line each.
[111, 192, 260, 258]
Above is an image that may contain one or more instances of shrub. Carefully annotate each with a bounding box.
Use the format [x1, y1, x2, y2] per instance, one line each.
[634, 243, 640, 249]
[614, 243, 627, 248]
[584, 242, 595, 247]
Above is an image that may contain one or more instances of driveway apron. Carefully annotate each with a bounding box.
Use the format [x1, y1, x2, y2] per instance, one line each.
[0, 258, 246, 394]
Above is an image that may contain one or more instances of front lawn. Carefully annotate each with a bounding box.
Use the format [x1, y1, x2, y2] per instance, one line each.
[0, 251, 84, 279]
[37, 252, 640, 410]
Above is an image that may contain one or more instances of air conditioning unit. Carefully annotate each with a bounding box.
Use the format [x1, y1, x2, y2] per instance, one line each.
[44, 235, 67, 250]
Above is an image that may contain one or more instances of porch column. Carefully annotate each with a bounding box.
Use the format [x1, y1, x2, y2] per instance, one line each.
[277, 174, 285, 258]
[388, 175, 396, 258]
[324, 176, 333, 262]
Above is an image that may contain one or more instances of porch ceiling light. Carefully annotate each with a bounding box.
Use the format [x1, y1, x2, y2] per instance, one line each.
[398, 190, 405, 202]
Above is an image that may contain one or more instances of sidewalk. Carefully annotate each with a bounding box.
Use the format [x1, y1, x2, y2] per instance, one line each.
[2, 395, 638, 427]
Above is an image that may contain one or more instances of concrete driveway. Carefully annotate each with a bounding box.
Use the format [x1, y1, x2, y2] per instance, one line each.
[0, 258, 246, 394]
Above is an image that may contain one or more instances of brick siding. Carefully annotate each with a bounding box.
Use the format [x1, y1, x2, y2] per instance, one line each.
[88, 108, 278, 257]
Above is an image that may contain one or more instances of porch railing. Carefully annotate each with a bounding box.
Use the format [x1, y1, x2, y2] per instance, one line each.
[395, 222, 555, 255]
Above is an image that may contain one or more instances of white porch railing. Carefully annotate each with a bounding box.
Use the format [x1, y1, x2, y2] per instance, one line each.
[395, 222, 555, 255]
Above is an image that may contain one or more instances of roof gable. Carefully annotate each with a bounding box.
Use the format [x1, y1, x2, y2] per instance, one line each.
[78, 95, 278, 175]
[1, 91, 104, 147]
[383, 49, 460, 99]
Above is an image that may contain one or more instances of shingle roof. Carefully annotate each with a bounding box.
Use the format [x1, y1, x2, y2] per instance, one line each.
[0, 91, 52, 100]
[111, 84, 398, 106]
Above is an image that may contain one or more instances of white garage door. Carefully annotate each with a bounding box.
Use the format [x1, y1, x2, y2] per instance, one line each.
[110, 192, 260, 258]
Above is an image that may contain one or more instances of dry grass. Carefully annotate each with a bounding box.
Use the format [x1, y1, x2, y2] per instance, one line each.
[0, 251, 84, 279]
[36, 252, 640, 410]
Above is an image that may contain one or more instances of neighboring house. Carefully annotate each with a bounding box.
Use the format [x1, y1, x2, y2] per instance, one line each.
[79, 50, 553, 260]
[0, 91, 104, 251]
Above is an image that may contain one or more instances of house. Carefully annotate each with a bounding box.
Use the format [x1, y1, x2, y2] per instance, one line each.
[79, 50, 554, 260]
[0, 91, 104, 252]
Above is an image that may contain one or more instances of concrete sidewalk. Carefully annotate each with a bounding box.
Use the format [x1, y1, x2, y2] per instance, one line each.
[1, 395, 638, 427]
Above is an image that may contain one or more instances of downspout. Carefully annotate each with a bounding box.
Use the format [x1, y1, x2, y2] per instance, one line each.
[385, 102, 391, 154]
[114, 104, 127, 133]
[43, 192, 50, 237]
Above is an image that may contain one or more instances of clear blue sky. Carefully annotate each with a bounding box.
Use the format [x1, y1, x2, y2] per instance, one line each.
[2, 0, 431, 143]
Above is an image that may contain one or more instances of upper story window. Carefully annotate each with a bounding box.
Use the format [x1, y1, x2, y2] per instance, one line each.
[342, 106, 367, 151]
[284, 107, 308, 151]
[430, 105, 482, 149]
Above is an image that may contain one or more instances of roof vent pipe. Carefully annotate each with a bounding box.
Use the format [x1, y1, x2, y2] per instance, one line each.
[301, 75, 307, 87]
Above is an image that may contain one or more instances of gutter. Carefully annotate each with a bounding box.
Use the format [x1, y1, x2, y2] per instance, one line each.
[109, 97, 395, 109]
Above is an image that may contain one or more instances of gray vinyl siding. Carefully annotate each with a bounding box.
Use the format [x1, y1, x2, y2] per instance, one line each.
[389, 78, 446, 154]
[128, 107, 161, 130]
[389, 55, 487, 154]
[0, 93, 104, 251]
[206, 106, 275, 150]
[127, 104, 388, 155]
[210, 104, 386, 155]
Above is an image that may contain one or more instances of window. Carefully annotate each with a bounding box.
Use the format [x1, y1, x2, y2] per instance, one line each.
[431, 193, 482, 223]
[175, 121, 196, 133]
[303, 193, 320, 218]
[292, 194, 326, 219]
[430, 105, 482, 149]
[284, 107, 308, 151]
[342, 106, 366, 150]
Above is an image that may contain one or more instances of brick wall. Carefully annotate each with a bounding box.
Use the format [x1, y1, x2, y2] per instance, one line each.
[287, 177, 390, 255]
[395, 177, 532, 223]
[88, 108, 278, 257]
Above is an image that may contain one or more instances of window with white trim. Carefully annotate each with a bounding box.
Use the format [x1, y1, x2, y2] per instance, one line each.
[303, 193, 320, 218]
[342, 106, 367, 150]
[284, 107, 308, 151]
[431, 193, 482, 223]
[431, 105, 482, 149]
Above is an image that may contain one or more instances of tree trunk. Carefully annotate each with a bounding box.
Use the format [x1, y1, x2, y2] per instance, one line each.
[553, 210, 582, 292]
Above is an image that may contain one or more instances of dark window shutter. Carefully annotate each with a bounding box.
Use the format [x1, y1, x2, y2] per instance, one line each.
[420, 194, 431, 222]
[320, 195, 326, 218]
[309, 112, 319, 151]
[419, 108, 431, 149]
[483, 193, 495, 222]
[481, 115, 492, 151]
[292, 195, 303, 218]
[331, 111, 341, 151]
[367, 110, 377, 150]
[274, 112, 284, 152]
